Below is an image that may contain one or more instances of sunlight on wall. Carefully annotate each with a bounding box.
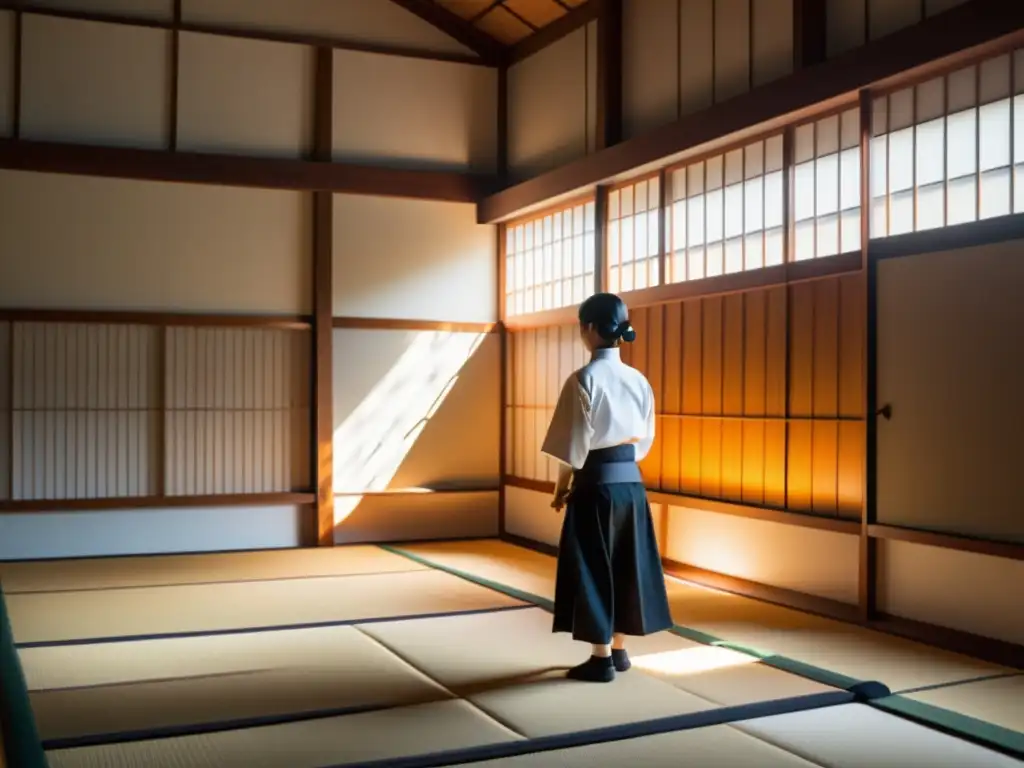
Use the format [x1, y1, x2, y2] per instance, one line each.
[332, 331, 485, 525]
[631, 645, 757, 676]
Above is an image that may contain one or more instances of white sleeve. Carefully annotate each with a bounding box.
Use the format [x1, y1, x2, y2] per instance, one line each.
[541, 374, 593, 470]
[634, 379, 656, 462]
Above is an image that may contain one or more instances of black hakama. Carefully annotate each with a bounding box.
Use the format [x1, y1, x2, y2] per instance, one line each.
[552, 444, 673, 644]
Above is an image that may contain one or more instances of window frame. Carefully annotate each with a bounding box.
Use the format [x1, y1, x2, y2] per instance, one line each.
[501, 195, 598, 325]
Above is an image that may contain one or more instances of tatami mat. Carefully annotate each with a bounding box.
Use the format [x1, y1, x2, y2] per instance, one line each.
[9, 538, 1019, 768]
[395, 539, 697, 608]
[452, 725, 822, 767]
[359, 607, 838, 739]
[7, 569, 524, 645]
[0, 545, 423, 594]
[395, 540, 1009, 691]
[733, 702, 1022, 767]
[398, 540, 560, 601]
[24, 626, 452, 744]
[45, 700, 522, 768]
[664, 581, 1009, 691]
[904, 675, 1024, 736]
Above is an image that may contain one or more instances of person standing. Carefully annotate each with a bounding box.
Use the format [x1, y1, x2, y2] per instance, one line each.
[541, 293, 673, 683]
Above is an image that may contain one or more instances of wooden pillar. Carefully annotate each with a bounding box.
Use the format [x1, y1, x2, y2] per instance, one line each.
[312, 46, 334, 546]
[595, 0, 623, 151]
[859, 89, 877, 620]
[794, 0, 827, 71]
[496, 57, 509, 535]
[497, 225, 507, 535]
[169, 0, 181, 149]
[497, 64, 508, 182]
[11, 9, 21, 138]
[156, 326, 167, 497]
[4, 323, 12, 500]
[594, 185, 609, 294]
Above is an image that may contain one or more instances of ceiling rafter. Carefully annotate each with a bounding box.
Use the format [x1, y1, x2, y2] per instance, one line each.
[390, 0, 596, 65]
[506, 0, 599, 65]
[386, 0, 506, 64]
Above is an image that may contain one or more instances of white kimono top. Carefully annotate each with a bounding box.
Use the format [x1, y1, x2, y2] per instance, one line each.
[540, 347, 656, 470]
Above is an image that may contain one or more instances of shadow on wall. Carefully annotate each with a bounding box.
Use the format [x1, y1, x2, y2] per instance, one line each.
[331, 329, 500, 528]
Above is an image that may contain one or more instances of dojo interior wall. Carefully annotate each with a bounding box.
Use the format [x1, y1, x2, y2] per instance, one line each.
[505, 234, 1024, 645]
[505, 273, 866, 606]
[0, 0, 499, 559]
[504, 0, 976, 186]
[501, 43, 1024, 648]
[331, 195, 500, 545]
[873, 235, 1024, 646]
[506, 21, 598, 181]
[621, 0, 794, 140]
[826, 0, 971, 59]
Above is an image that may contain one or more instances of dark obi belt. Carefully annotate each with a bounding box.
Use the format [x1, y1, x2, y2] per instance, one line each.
[573, 444, 643, 486]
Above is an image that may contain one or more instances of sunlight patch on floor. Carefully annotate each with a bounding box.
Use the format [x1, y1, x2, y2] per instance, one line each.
[631, 645, 758, 677]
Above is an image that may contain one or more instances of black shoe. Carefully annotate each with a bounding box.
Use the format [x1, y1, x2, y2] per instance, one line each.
[566, 654, 615, 683]
[612, 648, 631, 672]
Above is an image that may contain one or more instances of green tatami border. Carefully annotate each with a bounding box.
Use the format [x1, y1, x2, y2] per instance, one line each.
[378, 544, 869, 694]
[379, 542, 1022, 760]
[0, 582, 48, 768]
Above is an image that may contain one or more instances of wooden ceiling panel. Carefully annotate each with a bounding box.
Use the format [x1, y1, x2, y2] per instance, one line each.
[433, 0, 499, 20]
[424, 0, 591, 49]
[474, 5, 534, 45]
[503, 0, 568, 28]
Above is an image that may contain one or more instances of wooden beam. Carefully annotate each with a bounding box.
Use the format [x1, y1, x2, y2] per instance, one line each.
[334, 487, 499, 497]
[503, 530, 558, 557]
[595, 0, 622, 151]
[332, 317, 497, 333]
[480, 0, 1024, 222]
[648, 490, 860, 536]
[868, 524, 1024, 562]
[868, 613, 1024, 671]
[0, 309, 311, 329]
[663, 559, 862, 623]
[503, 251, 862, 329]
[506, 0, 601, 65]
[0, 493, 316, 513]
[312, 47, 334, 548]
[793, 0, 827, 71]
[504, 475, 861, 535]
[384, 0, 504, 64]
[0, 2, 489, 65]
[0, 138, 492, 203]
[871, 209, 1024, 261]
[470, 1, 505, 24]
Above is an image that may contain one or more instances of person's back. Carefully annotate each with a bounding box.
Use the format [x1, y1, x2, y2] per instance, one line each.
[575, 351, 654, 458]
[540, 293, 673, 684]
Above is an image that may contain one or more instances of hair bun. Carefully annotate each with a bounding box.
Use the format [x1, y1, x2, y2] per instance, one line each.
[618, 321, 637, 343]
